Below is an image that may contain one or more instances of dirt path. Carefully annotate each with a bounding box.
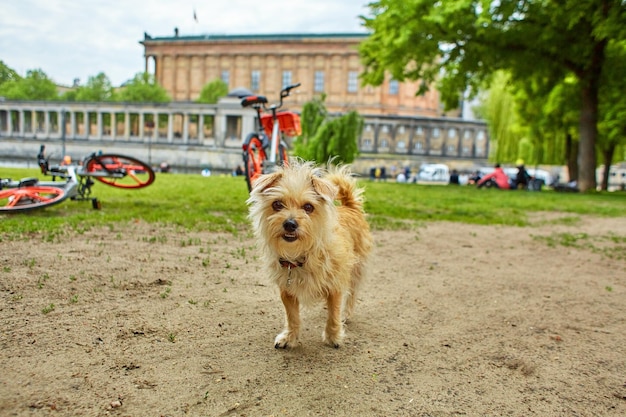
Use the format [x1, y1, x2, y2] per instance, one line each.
[1, 216, 625, 416]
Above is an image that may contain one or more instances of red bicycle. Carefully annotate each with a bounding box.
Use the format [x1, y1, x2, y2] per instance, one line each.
[240, 83, 301, 192]
[0, 145, 155, 213]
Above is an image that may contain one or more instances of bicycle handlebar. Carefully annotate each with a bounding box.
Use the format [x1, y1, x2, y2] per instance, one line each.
[241, 83, 300, 112]
[281, 83, 301, 98]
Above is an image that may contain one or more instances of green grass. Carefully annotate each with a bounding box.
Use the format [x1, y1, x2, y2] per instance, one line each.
[363, 180, 625, 229]
[1, 167, 625, 238]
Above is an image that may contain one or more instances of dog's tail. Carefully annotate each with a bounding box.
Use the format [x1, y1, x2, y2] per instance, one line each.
[326, 164, 365, 210]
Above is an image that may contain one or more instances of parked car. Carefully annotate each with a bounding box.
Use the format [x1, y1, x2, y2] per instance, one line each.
[417, 164, 450, 182]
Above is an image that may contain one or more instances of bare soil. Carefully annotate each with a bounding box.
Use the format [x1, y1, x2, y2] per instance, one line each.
[1, 215, 625, 416]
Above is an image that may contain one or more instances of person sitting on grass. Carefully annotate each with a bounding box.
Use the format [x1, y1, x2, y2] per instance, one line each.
[449, 169, 460, 185]
[477, 164, 510, 189]
[511, 162, 531, 190]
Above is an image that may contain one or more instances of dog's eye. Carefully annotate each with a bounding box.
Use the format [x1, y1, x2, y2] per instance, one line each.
[302, 203, 314, 214]
[272, 201, 284, 211]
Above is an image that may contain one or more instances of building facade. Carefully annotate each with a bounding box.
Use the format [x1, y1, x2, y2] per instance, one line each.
[141, 33, 442, 117]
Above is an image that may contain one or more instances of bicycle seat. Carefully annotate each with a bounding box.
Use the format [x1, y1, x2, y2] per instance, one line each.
[241, 95, 268, 107]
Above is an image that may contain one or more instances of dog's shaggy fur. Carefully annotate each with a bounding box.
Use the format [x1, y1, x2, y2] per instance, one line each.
[247, 160, 373, 348]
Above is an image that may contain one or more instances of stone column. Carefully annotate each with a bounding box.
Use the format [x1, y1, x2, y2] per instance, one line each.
[124, 112, 130, 140]
[198, 114, 204, 142]
[186, 56, 192, 101]
[44, 110, 50, 137]
[153, 112, 158, 142]
[182, 113, 189, 143]
[407, 122, 415, 154]
[55, 110, 61, 137]
[215, 114, 226, 147]
[241, 113, 255, 141]
[167, 113, 173, 143]
[171, 54, 177, 100]
[110, 112, 116, 138]
[18, 110, 24, 136]
[155, 55, 162, 85]
[7, 110, 13, 135]
[70, 111, 76, 137]
[81, 111, 88, 138]
[139, 112, 145, 140]
[97, 111, 103, 138]
[425, 126, 432, 156]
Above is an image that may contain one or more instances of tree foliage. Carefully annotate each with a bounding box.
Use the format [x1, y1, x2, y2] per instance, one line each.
[474, 72, 520, 163]
[597, 40, 626, 189]
[0, 60, 21, 86]
[196, 79, 228, 104]
[293, 95, 363, 164]
[359, 0, 626, 191]
[63, 72, 116, 102]
[116, 72, 170, 103]
[0, 69, 59, 100]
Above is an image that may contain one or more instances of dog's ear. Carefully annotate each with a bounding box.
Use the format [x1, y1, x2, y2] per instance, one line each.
[251, 171, 283, 194]
[311, 175, 338, 202]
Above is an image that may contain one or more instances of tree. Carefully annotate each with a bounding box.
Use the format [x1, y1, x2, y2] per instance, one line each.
[63, 72, 116, 102]
[474, 72, 520, 163]
[359, 0, 626, 191]
[0, 60, 20, 87]
[0, 69, 59, 100]
[292, 94, 328, 157]
[477, 71, 581, 180]
[116, 72, 170, 103]
[293, 95, 363, 164]
[196, 79, 228, 104]
[598, 40, 626, 190]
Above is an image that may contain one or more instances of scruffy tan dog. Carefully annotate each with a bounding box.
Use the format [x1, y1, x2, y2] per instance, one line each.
[247, 160, 373, 349]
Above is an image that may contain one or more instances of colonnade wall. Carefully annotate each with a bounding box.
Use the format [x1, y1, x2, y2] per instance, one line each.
[0, 100, 489, 175]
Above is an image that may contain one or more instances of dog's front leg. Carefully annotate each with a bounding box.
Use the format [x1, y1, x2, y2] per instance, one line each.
[323, 291, 344, 348]
[274, 289, 300, 349]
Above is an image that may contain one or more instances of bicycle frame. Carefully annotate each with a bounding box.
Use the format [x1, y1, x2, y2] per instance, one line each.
[270, 119, 281, 165]
[241, 83, 301, 191]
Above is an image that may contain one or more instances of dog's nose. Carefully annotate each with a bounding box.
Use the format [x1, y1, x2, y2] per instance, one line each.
[283, 219, 298, 232]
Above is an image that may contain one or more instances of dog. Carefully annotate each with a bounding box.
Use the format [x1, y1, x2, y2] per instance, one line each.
[247, 160, 373, 349]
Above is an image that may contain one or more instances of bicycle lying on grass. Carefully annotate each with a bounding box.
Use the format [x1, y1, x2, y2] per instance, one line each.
[0, 145, 155, 213]
[240, 83, 301, 192]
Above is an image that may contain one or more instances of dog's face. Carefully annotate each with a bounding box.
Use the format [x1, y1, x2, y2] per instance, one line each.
[247, 163, 338, 260]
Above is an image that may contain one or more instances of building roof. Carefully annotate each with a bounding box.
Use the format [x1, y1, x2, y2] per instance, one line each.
[141, 32, 369, 44]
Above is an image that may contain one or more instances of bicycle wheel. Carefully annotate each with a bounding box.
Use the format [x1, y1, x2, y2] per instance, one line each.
[243, 136, 267, 192]
[0, 186, 67, 213]
[85, 154, 155, 189]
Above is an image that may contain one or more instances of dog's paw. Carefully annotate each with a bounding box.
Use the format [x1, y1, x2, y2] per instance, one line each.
[322, 329, 344, 349]
[274, 330, 298, 349]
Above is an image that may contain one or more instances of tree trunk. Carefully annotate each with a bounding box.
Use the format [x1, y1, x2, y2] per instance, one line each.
[577, 83, 598, 192]
[600, 146, 615, 191]
[565, 133, 578, 182]
[576, 39, 606, 192]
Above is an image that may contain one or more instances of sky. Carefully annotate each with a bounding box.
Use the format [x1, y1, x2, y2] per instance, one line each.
[1, 0, 370, 87]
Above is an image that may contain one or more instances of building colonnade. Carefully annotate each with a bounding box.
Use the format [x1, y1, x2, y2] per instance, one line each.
[0, 100, 489, 166]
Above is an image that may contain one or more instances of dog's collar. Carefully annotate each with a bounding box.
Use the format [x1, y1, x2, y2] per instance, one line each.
[279, 258, 304, 269]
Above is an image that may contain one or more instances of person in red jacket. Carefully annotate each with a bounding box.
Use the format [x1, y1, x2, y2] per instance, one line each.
[477, 164, 511, 189]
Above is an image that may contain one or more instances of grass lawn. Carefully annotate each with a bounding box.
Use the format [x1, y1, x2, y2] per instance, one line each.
[1, 166, 625, 239]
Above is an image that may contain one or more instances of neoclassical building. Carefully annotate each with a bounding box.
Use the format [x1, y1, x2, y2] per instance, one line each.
[140, 32, 442, 117]
[0, 33, 490, 175]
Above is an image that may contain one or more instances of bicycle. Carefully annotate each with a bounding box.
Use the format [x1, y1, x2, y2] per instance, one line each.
[0, 145, 155, 213]
[240, 83, 301, 192]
